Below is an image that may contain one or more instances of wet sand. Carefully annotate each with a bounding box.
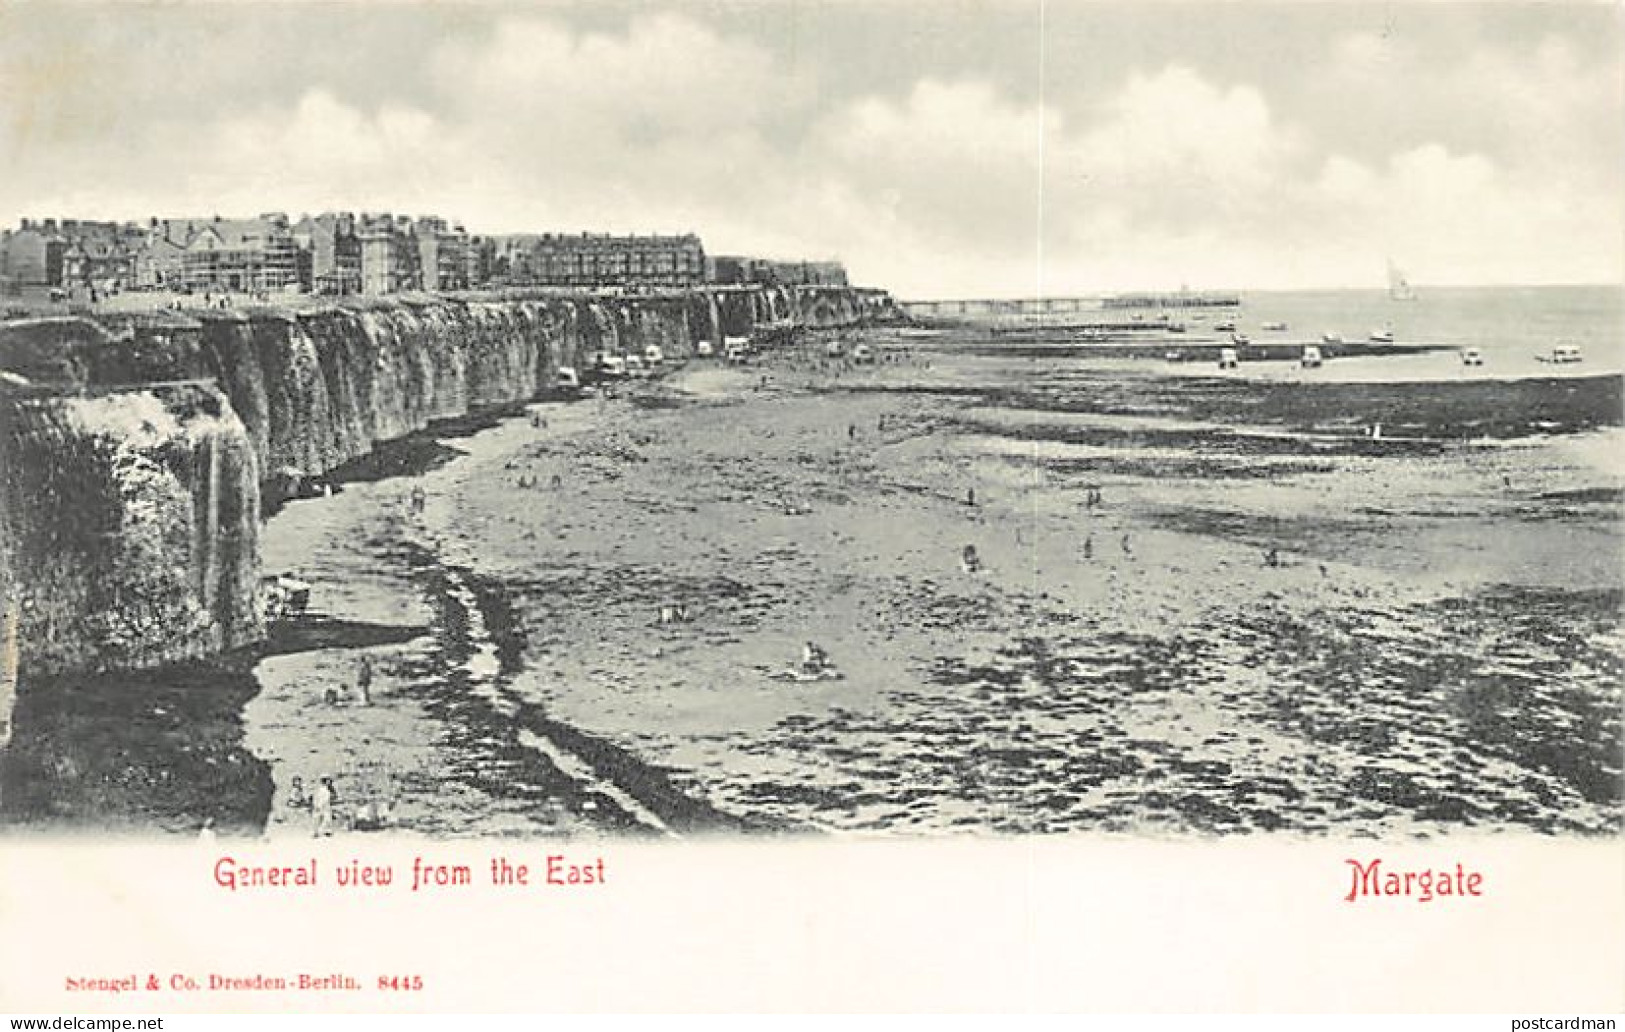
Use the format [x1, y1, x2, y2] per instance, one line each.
[241, 333, 1623, 839]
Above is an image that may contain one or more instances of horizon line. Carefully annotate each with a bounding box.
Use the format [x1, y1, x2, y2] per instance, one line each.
[892, 281, 1624, 301]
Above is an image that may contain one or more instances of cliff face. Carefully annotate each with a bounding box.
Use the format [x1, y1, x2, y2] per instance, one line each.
[0, 383, 260, 675]
[0, 286, 885, 676]
[107, 295, 696, 484]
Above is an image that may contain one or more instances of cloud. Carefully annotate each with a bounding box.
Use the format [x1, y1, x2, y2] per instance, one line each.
[1293, 143, 1612, 287]
[0, 8, 1618, 295]
[815, 80, 1045, 256]
[439, 14, 792, 137]
[202, 91, 447, 210]
[1072, 67, 1290, 202]
[1310, 28, 1622, 187]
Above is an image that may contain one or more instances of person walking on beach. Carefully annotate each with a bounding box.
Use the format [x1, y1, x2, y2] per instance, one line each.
[312, 777, 337, 838]
[356, 656, 373, 706]
[961, 544, 983, 574]
[801, 641, 831, 676]
[1083, 535, 1093, 560]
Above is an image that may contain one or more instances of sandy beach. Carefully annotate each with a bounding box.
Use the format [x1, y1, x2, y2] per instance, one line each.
[229, 329, 1623, 842]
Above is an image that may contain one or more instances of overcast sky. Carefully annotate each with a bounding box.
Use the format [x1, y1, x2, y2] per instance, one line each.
[0, 1, 1620, 296]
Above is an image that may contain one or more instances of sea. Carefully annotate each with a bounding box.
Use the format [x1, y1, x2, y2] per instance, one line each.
[1136, 283, 1624, 382]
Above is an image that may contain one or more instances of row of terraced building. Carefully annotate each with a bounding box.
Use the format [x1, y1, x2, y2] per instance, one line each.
[0, 214, 850, 298]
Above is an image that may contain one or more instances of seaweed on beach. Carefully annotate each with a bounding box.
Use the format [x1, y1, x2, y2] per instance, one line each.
[1144, 508, 1387, 550]
[392, 554, 772, 836]
[1016, 454, 1340, 481]
[1229, 585, 1623, 829]
[711, 581, 1622, 836]
[983, 372, 1624, 440]
[260, 615, 427, 658]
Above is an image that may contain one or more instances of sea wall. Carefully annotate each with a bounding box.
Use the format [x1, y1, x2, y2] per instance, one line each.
[0, 285, 888, 676]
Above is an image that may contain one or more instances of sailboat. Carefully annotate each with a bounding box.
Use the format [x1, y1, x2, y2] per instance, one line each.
[1388, 260, 1418, 301]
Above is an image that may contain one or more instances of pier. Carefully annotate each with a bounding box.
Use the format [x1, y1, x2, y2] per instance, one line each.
[898, 292, 1241, 319]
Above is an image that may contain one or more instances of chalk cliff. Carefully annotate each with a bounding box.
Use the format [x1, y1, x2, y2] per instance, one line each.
[0, 382, 260, 674]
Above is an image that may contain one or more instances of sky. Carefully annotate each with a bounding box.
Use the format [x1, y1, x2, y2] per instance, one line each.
[0, 1, 1620, 297]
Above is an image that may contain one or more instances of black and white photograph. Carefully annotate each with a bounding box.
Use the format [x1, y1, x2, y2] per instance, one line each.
[0, 0, 1620, 1015]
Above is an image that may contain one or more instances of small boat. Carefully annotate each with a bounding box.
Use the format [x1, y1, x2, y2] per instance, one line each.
[1461, 348, 1484, 367]
[1230, 332, 1251, 346]
[1369, 328, 1395, 343]
[1215, 320, 1237, 332]
[1322, 332, 1344, 345]
[1262, 321, 1288, 332]
[1388, 260, 1418, 301]
[1539, 344, 1583, 364]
